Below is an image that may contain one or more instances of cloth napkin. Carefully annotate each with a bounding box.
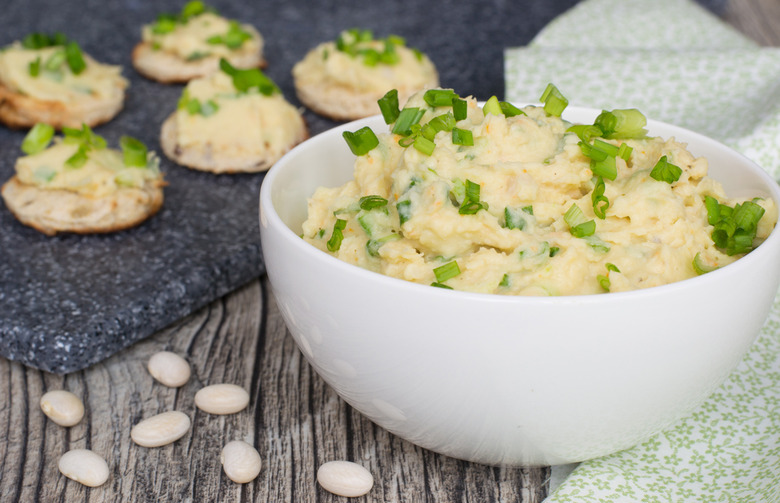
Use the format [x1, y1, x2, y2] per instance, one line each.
[504, 0, 780, 501]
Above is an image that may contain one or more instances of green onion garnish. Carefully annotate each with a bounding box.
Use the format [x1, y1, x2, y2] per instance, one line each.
[452, 127, 473, 146]
[366, 233, 401, 257]
[567, 124, 602, 143]
[504, 207, 526, 230]
[692, 252, 719, 275]
[219, 58, 279, 95]
[65, 41, 86, 75]
[65, 145, 88, 169]
[397, 200, 412, 225]
[433, 261, 460, 283]
[21, 123, 55, 155]
[705, 196, 766, 255]
[499, 101, 525, 117]
[120, 136, 148, 167]
[28, 57, 41, 77]
[358, 195, 388, 210]
[649, 155, 682, 184]
[430, 282, 453, 289]
[591, 155, 617, 181]
[617, 143, 632, 161]
[413, 135, 435, 156]
[200, 99, 219, 117]
[482, 96, 502, 116]
[452, 98, 467, 121]
[591, 176, 609, 219]
[44, 49, 66, 72]
[378, 89, 400, 124]
[539, 83, 568, 117]
[392, 107, 425, 136]
[326, 219, 347, 252]
[424, 89, 458, 108]
[564, 204, 596, 238]
[458, 180, 487, 215]
[594, 109, 647, 139]
[22, 32, 68, 49]
[343, 126, 379, 156]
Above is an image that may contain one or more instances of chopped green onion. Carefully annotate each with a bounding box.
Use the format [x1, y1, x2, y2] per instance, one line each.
[499, 273, 510, 287]
[181, 0, 209, 20]
[550, 246, 560, 256]
[539, 83, 568, 117]
[200, 99, 219, 117]
[617, 143, 632, 161]
[499, 101, 525, 117]
[594, 109, 647, 139]
[452, 127, 473, 146]
[343, 126, 379, 156]
[584, 235, 611, 253]
[120, 136, 148, 167]
[458, 180, 487, 215]
[692, 252, 719, 275]
[378, 89, 400, 124]
[366, 233, 401, 257]
[392, 107, 425, 136]
[424, 89, 458, 107]
[21, 123, 54, 155]
[452, 98, 467, 121]
[326, 219, 347, 252]
[564, 204, 596, 238]
[567, 124, 602, 143]
[397, 200, 412, 225]
[482, 96, 502, 116]
[358, 195, 388, 210]
[579, 140, 608, 162]
[65, 145, 88, 169]
[522, 205, 534, 215]
[591, 176, 610, 219]
[62, 124, 106, 150]
[152, 14, 178, 34]
[65, 41, 86, 75]
[606, 263, 620, 273]
[433, 261, 460, 283]
[597, 274, 611, 292]
[44, 49, 66, 71]
[219, 58, 279, 95]
[650, 155, 682, 184]
[413, 135, 435, 156]
[704, 195, 721, 225]
[592, 139, 619, 157]
[28, 57, 41, 77]
[504, 207, 526, 230]
[430, 282, 453, 289]
[591, 154, 617, 181]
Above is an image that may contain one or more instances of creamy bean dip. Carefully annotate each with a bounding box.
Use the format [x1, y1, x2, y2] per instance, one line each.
[302, 87, 777, 295]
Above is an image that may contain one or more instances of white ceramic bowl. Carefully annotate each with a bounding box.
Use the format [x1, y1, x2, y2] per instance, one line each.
[259, 107, 780, 466]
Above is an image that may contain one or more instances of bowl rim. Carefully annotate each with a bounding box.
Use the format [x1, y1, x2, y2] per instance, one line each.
[260, 105, 780, 305]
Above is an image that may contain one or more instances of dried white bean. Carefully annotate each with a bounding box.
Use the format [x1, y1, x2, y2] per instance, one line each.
[317, 460, 374, 497]
[40, 390, 84, 427]
[194, 384, 249, 415]
[58, 449, 109, 487]
[147, 351, 191, 387]
[130, 411, 191, 447]
[220, 440, 262, 483]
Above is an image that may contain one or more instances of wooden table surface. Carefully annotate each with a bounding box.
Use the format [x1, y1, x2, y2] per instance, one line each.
[2, 1, 778, 501]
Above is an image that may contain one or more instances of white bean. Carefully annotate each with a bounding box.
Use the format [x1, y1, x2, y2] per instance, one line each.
[40, 390, 84, 427]
[194, 384, 249, 415]
[58, 449, 109, 487]
[147, 351, 191, 387]
[317, 460, 374, 497]
[220, 440, 262, 483]
[130, 411, 191, 447]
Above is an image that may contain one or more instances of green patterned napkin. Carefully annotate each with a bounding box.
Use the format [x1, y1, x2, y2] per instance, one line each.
[504, 0, 780, 501]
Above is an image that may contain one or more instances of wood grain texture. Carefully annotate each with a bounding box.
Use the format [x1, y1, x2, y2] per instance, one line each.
[1, 1, 778, 501]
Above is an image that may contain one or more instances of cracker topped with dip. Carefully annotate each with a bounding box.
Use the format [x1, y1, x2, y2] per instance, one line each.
[1, 123, 164, 235]
[292, 28, 439, 121]
[160, 58, 307, 174]
[302, 86, 777, 295]
[132, 1, 265, 83]
[0, 32, 128, 129]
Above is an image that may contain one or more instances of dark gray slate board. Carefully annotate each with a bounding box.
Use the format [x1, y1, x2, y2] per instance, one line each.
[0, 0, 725, 374]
